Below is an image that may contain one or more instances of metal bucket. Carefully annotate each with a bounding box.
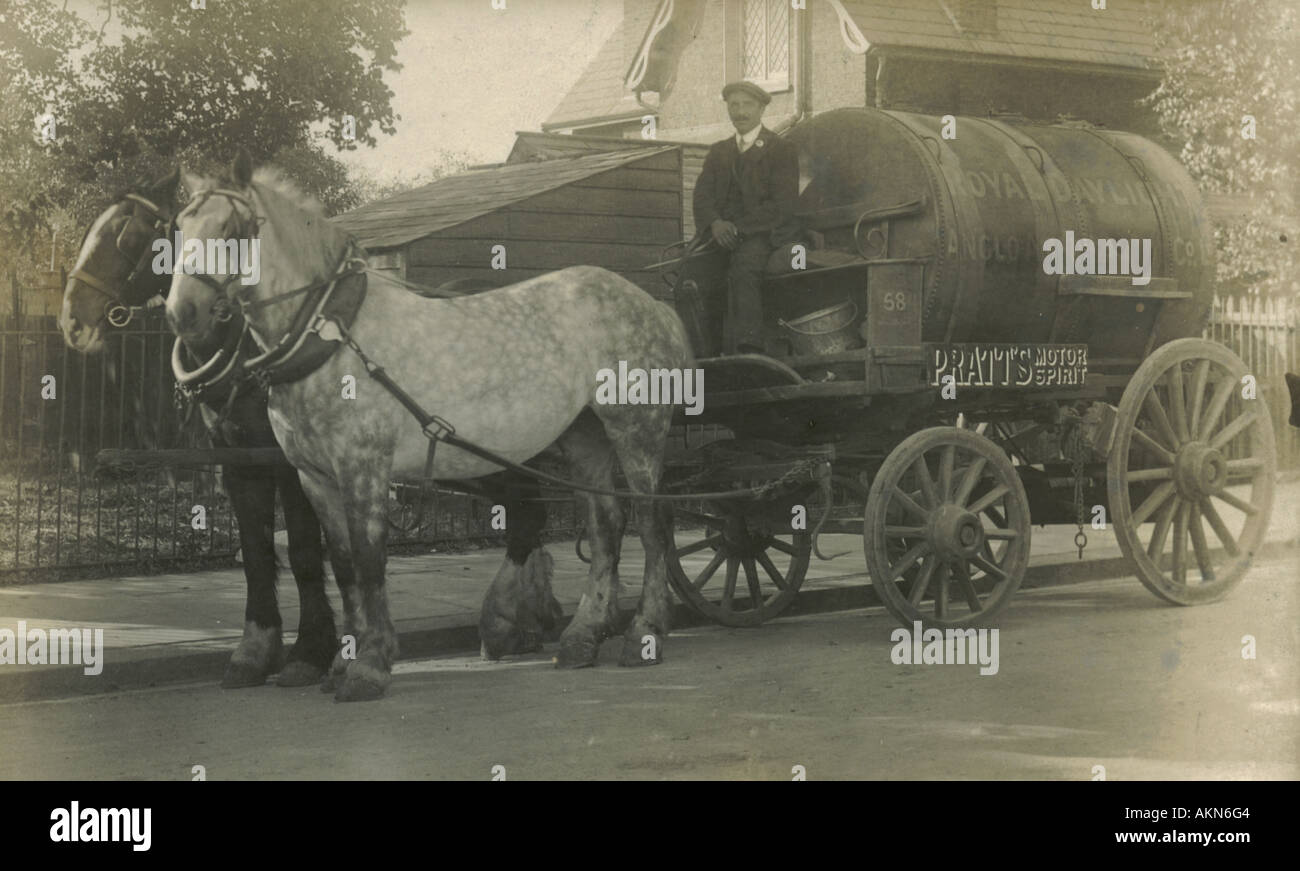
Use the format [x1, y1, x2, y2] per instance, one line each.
[778, 300, 862, 356]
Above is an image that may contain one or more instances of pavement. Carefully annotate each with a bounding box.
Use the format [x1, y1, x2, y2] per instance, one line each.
[0, 478, 1296, 702]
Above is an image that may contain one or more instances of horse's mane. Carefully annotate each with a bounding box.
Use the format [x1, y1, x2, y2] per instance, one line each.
[250, 167, 329, 218]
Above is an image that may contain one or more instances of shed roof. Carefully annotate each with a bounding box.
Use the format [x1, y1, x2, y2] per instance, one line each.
[333, 147, 674, 250]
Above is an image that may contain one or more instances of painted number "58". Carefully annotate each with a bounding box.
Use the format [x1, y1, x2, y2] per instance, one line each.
[881, 292, 906, 312]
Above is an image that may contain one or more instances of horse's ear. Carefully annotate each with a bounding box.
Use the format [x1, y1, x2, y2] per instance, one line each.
[146, 166, 180, 202]
[181, 169, 207, 198]
[231, 149, 253, 188]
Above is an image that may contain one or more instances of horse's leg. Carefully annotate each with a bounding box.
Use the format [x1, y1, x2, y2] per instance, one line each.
[274, 463, 338, 687]
[293, 465, 359, 694]
[221, 462, 285, 688]
[593, 406, 674, 667]
[478, 474, 563, 660]
[555, 412, 625, 668]
[331, 462, 399, 702]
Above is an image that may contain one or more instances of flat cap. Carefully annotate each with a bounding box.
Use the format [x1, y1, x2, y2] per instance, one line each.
[721, 80, 771, 105]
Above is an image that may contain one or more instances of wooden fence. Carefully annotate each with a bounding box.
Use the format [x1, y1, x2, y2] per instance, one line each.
[1202, 295, 1299, 468]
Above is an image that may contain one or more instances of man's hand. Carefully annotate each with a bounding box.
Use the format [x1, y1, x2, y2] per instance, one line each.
[710, 219, 740, 250]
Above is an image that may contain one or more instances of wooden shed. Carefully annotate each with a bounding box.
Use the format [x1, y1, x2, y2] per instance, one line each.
[333, 146, 686, 299]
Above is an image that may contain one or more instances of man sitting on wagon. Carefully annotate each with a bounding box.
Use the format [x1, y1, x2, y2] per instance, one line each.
[684, 80, 800, 355]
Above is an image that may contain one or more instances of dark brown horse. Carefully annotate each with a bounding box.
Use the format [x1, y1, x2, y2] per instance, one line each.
[59, 170, 337, 688]
[167, 154, 691, 701]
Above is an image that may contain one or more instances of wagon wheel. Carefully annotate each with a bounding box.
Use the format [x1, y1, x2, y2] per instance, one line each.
[865, 427, 1032, 628]
[666, 500, 812, 627]
[1108, 338, 1276, 605]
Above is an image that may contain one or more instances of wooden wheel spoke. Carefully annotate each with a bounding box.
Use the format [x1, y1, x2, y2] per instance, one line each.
[1186, 502, 1216, 582]
[720, 557, 739, 611]
[1225, 457, 1264, 478]
[741, 556, 764, 606]
[952, 561, 983, 611]
[889, 540, 931, 582]
[885, 526, 926, 537]
[1212, 489, 1259, 516]
[1170, 500, 1188, 584]
[984, 528, 1020, 540]
[675, 533, 723, 559]
[1146, 496, 1178, 560]
[971, 554, 1008, 582]
[912, 456, 940, 508]
[1131, 427, 1177, 467]
[755, 550, 787, 591]
[1131, 480, 1176, 526]
[892, 487, 930, 521]
[908, 557, 936, 605]
[692, 549, 727, 591]
[1167, 363, 1191, 444]
[1187, 358, 1210, 437]
[1197, 376, 1235, 440]
[967, 484, 1009, 516]
[1125, 466, 1174, 482]
[1199, 497, 1239, 557]
[1142, 389, 1181, 450]
[1208, 410, 1259, 451]
[952, 457, 988, 507]
[938, 445, 955, 502]
[766, 536, 797, 555]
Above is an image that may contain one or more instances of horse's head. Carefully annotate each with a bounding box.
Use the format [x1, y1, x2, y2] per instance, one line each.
[60, 168, 180, 352]
[165, 152, 262, 348]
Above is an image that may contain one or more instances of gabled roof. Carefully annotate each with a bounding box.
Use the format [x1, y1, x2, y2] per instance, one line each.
[838, 0, 1159, 71]
[333, 147, 673, 250]
[543, 4, 658, 129]
[545, 1, 1162, 129]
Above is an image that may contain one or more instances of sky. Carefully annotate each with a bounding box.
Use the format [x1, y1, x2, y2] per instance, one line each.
[347, 0, 622, 180]
[62, 0, 623, 181]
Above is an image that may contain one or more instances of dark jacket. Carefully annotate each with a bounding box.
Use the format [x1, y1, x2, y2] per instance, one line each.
[693, 126, 800, 246]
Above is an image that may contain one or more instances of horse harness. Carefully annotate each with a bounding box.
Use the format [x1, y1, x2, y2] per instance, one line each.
[174, 189, 838, 550]
[69, 193, 174, 327]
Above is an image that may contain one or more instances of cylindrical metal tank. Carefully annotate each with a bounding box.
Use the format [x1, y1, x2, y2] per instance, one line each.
[784, 108, 1214, 362]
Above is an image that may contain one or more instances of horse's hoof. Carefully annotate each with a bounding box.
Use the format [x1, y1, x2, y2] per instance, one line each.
[277, 660, 325, 687]
[334, 659, 391, 702]
[221, 661, 269, 688]
[555, 638, 600, 669]
[619, 631, 665, 667]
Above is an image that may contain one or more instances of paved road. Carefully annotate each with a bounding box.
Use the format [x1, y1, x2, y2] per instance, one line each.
[1, 556, 1295, 780]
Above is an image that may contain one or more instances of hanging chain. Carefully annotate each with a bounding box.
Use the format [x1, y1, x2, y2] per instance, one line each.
[1066, 422, 1088, 560]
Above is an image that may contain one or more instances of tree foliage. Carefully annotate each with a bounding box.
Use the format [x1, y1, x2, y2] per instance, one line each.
[1144, 0, 1298, 298]
[0, 0, 408, 285]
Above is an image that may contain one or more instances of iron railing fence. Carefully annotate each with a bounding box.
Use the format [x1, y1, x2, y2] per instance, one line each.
[2, 294, 1295, 577]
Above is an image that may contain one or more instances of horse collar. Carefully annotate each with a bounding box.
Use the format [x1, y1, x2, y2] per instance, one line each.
[240, 243, 369, 387]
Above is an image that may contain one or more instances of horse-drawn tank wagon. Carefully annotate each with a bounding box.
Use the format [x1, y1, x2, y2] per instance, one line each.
[661, 107, 1276, 630]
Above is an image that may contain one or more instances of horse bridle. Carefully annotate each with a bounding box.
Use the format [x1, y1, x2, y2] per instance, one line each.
[174, 187, 262, 322]
[69, 193, 175, 328]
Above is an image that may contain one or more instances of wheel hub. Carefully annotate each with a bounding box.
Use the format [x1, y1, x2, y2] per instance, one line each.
[1174, 441, 1227, 498]
[929, 504, 985, 560]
